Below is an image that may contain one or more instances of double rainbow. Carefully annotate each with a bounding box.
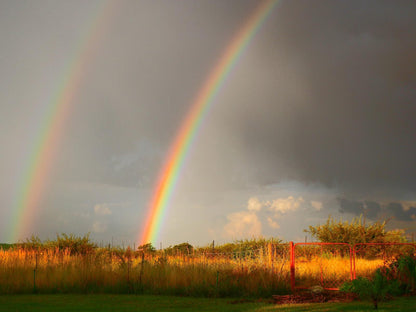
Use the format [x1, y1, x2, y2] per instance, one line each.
[139, 0, 279, 245]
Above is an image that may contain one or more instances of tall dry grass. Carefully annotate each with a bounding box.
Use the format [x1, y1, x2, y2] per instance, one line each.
[0, 242, 401, 297]
[0, 245, 290, 297]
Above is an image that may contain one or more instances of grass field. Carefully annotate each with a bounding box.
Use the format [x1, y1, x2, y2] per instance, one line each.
[0, 294, 415, 312]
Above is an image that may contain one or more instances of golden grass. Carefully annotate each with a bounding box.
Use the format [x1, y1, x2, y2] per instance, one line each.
[0, 245, 393, 296]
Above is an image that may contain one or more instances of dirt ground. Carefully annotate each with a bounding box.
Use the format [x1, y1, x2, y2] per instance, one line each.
[272, 291, 357, 304]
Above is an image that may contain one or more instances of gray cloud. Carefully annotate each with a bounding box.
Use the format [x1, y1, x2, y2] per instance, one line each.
[338, 198, 381, 219]
[1, 0, 416, 243]
[214, 0, 416, 193]
[19, 0, 415, 195]
[385, 202, 416, 222]
[338, 198, 416, 222]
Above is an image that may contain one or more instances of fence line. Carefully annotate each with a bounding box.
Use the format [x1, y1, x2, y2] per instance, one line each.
[1, 241, 415, 294]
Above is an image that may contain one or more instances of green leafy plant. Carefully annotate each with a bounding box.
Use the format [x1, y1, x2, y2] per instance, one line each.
[340, 268, 399, 309]
[387, 255, 416, 294]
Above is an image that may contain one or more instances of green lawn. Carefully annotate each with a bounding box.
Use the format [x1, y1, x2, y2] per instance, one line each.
[0, 295, 415, 312]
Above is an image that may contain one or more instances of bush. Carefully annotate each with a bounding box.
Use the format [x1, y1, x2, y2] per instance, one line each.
[387, 255, 416, 294]
[47, 233, 96, 255]
[18, 235, 43, 250]
[340, 268, 400, 309]
[17, 233, 96, 255]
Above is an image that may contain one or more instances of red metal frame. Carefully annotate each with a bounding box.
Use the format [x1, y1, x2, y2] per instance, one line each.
[290, 242, 352, 292]
[290, 241, 295, 292]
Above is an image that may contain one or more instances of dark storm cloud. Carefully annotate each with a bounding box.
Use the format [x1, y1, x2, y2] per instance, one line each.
[338, 197, 416, 222]
[385, 202, 416, 221]
[222, 0, 416, 193]
[338, 198, 381, 219]
[364, 201, 383, 220]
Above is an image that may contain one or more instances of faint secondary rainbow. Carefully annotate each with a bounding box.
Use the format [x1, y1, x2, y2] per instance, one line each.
[139, 0, 279, 245]
[9, 1, 117, 242]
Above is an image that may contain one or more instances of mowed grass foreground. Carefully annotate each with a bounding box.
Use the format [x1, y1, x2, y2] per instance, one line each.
[0, 295, 416, 312]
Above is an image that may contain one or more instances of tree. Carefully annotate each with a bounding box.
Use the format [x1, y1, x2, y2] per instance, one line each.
[304, 215, 405, 245]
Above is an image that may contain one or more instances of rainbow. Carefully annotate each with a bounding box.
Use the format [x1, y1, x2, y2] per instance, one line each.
[9, 0, 117, 242]
[139, 0, 279, 245]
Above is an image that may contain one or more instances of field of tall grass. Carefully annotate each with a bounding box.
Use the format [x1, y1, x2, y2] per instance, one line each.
[0, 246, 290, 297]
[1, 236, 405, 297]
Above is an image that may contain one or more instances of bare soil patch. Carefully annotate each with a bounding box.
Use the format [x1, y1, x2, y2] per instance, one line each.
[272, 291, 356, 304]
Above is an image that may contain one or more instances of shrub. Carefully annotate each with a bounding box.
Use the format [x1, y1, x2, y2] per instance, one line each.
[340, 268, 399, 309]
[47, 233, 96, 255]
[387, 255, 416, 294]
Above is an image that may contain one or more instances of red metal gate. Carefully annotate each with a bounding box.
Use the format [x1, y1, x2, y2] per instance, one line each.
[290, 242, 352, 291]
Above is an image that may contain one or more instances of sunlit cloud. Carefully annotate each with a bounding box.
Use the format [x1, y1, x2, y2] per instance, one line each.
[224, 211, 262, 239]
[267, 196, 304, 214]
[224, 195, 307, 238]
[311, 201, 323, 211]
[247, 197, 262, 211]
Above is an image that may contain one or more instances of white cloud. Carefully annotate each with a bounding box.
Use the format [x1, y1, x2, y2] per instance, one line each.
[224, 211, 262, 238]
[222, 195, 309, 239]
[92, 221, 107, 233]
[311, 201, 323, 211]
[94, 204, 112, 215]
[268, 196, 304, 214]
[247, 197, 262, 211]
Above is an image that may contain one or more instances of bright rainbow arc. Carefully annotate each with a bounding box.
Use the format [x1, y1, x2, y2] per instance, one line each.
[9, 1, 117, 242]
[139, 0, 279, 246]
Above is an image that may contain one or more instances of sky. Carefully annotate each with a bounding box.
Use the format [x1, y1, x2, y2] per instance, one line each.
[1, 0, 415, 247]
